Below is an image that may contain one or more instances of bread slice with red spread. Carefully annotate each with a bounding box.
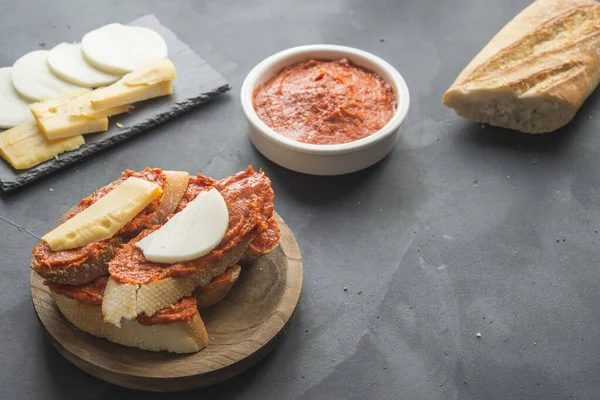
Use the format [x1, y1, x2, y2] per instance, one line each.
[240, 216, 280, 264]
[195, 265, 241, 309]
[46, 276, 209, 353]
[30, 169, 190, 286]
[45, 265, 241, 353]
[102, 167, 278, 327]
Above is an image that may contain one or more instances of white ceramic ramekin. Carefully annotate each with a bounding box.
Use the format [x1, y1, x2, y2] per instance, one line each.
[240, 45, 410, 175]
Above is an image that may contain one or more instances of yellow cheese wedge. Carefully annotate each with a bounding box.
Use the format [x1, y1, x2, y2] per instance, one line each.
[67, 93, 130, 118]
[42, 177, 163, 251]
[37, 115, 109, 140]
[31, 91, 128, 140]
[89, 80, 173, 112]
[122, 59, 176, 86]
[0, 121, 84, 170]
[39, 89, 92, 106]
[87, 60, 176, 112]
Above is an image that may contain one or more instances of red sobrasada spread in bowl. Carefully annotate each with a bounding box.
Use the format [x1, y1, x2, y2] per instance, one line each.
[252, 58, 397, 145]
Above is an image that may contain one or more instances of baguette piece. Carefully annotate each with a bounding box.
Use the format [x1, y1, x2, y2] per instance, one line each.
[195, 265, 241, 309]
[103, 167, 275, 327]
[48, 264, 241, 352]
[51, 291, 208, 354]
[30, 170, 189, 285]
[102, 238, 251, 326]
[32, 239, 121, 286]
[442, 0, 600, 134]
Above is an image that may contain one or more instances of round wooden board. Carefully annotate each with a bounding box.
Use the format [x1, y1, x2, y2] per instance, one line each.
[30, 212, 302, 392]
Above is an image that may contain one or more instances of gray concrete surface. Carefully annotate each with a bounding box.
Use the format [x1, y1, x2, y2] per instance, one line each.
[1, 0, 599, 399]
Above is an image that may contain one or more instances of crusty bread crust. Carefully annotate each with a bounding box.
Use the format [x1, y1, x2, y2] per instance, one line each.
[443, 0, 600, 133]
[195, 265, 241, 309]
[102, 238, 251, 326]
[52, 291, 208, 353]
[30, 171, 190, 285]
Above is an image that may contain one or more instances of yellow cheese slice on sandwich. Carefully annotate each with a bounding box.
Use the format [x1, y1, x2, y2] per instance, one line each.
[42, 177, 163, 251]
[0, 121, 84, 170]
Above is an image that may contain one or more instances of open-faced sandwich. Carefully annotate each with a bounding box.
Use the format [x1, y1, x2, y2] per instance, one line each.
[31, 167, 280, 353]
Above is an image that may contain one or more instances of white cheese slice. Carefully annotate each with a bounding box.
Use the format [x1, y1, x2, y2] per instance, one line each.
[0, 67, 33, 128]
[42, 177, 163, 251]
[136, 188, 229, 264]
[48, 42, 121, 88]
[11, 50, 86, 102]
[81, 23, 168, 75]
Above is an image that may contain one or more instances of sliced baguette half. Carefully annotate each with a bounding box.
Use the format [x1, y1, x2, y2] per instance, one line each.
[30, 170, 190, 285]
[52, 291, 208, 353]
[442, 0, 600, 134]
[102, 238, 251, 327]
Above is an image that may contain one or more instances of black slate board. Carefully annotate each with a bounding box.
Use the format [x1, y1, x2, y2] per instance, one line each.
[0, 14, 230, 192]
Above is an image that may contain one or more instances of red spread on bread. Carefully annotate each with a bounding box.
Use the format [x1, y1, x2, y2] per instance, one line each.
[32, 168, 166, 271]
[197, 266, 237, 293]
[136, 297, 198, 326]
[108, 167, 275, 284]
[45, 276, 108, 305]
[46, 276, 198, 325]
[247, 216, 280, 256]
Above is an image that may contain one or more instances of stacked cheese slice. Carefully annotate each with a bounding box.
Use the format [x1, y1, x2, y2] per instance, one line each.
[0, 60, 175, 170]
[0, 22, 172, 170]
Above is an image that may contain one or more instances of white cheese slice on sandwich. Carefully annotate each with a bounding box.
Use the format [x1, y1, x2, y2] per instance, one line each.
[136, 188, 229, 264]
[42, 177, 163, 251]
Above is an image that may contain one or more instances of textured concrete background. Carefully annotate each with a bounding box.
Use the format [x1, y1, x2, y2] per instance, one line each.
[1, 0, 599, 399]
